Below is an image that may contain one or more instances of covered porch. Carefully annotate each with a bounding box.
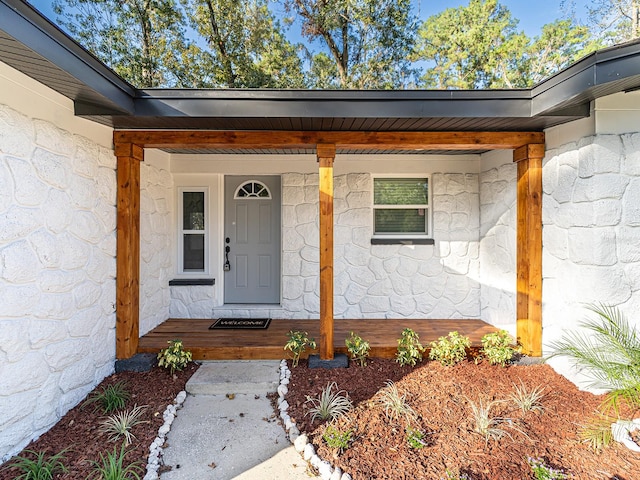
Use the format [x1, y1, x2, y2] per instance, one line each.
[115, 130, 545, 362]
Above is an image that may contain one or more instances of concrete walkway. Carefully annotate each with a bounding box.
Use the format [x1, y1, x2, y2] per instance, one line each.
[160, 361, 315, 480]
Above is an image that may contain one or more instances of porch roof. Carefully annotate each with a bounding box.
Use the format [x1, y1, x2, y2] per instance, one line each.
[3, 0, 640, 142]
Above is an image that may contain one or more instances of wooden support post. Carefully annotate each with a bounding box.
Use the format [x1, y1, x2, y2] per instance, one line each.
[514, 143, 545, 357]
[115, 142, 143, 359]
[317, 144, 336, 360]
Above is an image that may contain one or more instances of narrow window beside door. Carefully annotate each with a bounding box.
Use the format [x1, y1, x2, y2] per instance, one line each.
[373, 177, 431, 238]
[179, 188, 207, 273]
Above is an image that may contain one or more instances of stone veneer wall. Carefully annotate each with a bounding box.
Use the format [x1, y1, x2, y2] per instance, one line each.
[0, 104, 116, 461]
[281, 172, 481, 319]
[543, 134, 640, 386]
[479, 160, 517, 332]
[140, 159, 173, 335]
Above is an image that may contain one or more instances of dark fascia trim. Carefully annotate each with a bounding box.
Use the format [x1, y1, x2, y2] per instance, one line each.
[0, 0, 135, 114]
[168, 278, 215, 286]
[531, 39, 640, 116]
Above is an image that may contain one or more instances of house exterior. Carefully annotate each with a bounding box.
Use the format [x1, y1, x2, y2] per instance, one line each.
[1, 0, 640, 462]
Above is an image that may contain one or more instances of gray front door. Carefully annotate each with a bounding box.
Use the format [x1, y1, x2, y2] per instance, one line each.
[224, 176, 281, 304]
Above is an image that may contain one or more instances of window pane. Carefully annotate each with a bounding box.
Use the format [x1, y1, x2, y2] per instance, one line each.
[183, 234, 205, 271]
[374, 178, 428, 205]
[375, 208, 426, 234]
[183, 192, 204, 230]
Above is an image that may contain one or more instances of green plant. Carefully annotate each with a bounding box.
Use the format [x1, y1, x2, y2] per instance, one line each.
[527, 457, 569, 479]
[396, 328, 425, 366]
[480, 330, 520, 366]
[322, 425, 353, 453]
[8, 449, 68, 480]
[510, 382, 545, 414]
[549, 303, 640, 414]
[99, 405, 149, 446]
[284, 330, 317, 367]
[443, 471, 471, 480]
[88, 444, 143, 480]
[578, 413, 616, 450]
[306, 382, 353, 422]
[157, 339, 192, 375]
[345, 331, 371, 366]
[429, 331, 470, 366]
[406, 427, 427, 449]
[467, 397, 509, 443]
[377, 380, 417, 423]
[83, 381, 130, 414]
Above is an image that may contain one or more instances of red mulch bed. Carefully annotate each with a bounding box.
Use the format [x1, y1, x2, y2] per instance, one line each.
[285, 357, 639, 480]
[0, 364, 198, 480]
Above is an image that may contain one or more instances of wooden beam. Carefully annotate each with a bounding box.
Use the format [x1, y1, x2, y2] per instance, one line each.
[115, 144, 142, 359]
[113, 130, 545, 151]
[514, 144, 544, 356]
[318, 143, 336, 360]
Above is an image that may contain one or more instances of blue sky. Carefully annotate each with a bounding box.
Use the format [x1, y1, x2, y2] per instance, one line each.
[30, 0, 589, 40]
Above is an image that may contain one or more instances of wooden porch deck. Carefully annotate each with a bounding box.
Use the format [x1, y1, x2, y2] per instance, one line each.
[138, 318, 498, 360]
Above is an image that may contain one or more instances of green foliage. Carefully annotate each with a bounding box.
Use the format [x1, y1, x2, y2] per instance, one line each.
[322, 425, 353, 453]
[467, 398, 508, 443]
[284, 0, 418, 88]
[395, 328, 425, 366]
[527, 457, 569, 480]
[306, 382, 353, 423]
[377, 381, 417, 424]
[406, 427, 427, 449]
[443, 472, 471, 480]
[578, 414, 616, 450]
[88, 444, 143, 480]
[99, 405, 149, 446]
[157, 339, 192, 375]
[480, 330, 519, 366]
[429, 331, 470, 367]
[548, 304, 640, 414]
[84, 381, 130, 414]
[8, 449, 68, 480]
[510, 382, 545, 414]
[284, 330, 317, 367]
[345, 331, 370, 367]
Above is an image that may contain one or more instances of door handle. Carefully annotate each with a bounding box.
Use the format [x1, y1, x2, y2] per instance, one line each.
[224, 245, 231, 271]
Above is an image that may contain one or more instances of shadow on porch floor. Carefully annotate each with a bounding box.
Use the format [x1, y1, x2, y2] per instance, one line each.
[138, 318, 499, 360]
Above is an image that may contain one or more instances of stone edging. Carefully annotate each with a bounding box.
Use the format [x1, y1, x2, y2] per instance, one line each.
[143, 390, 187, 480]
[277, 359, 353, 480]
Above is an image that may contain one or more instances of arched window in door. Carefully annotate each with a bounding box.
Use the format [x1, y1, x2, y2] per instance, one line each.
[234, 180, 272, 199]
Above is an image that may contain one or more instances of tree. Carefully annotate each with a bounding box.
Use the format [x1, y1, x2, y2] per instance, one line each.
[413, 0, 528, 89]
[53, 0, 188, 87]
[285, 0, 418, 89]
[563, 0, 640, 45]
[183, 0, 306, 88]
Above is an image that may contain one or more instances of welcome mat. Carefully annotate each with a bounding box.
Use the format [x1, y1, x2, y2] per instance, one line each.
[209, 318, 272, 330]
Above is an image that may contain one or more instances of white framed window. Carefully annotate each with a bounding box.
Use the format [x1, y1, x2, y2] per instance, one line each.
[372, 176, 431, 237]
[178, 187, 208, 274]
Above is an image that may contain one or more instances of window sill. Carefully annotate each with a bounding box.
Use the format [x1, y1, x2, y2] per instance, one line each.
[371, 237, 434, 245]
[169, 278, 215, 286]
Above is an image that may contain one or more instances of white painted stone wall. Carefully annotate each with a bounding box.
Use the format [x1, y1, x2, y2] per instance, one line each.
[0, 103, 116, 461]
[543, 134, 640, 387]
[281, 172, 481, 319]
[140, 152, 173, 335]
[479, 152, 517, 333]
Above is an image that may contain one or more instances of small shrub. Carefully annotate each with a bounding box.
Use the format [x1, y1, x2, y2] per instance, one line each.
[443, 471, 471, 480]
[284, 330, 317, 367]
[322, 425, 353, 453]
[429, 331, 470, 366]
[8, 449, 68, 480]
[84, 381, 130, 414]
[480, 330, 519, 366]
[578, 414, 616, 450]
[396, 328, 425, 366]
[510, 382, 545, 414]
[406, 427, 427, 449]
[377, 381, 417, 424]
[157, 339, 192, 375]
[467, 398, 509, 443]
[527, 457, 569, 480]
[345, 331, 370, 367]
[88, 443, 143, 480]
[99, 405, 149, 446]
[306, 382, 353, 422]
